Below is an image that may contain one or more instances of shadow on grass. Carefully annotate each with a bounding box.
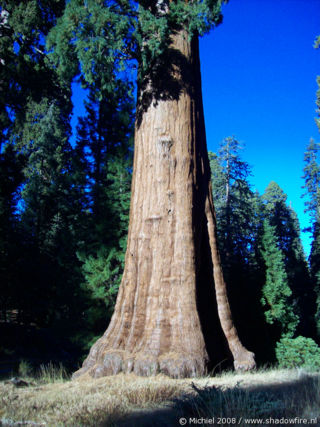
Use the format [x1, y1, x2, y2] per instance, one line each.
[109, 373, 320, 427]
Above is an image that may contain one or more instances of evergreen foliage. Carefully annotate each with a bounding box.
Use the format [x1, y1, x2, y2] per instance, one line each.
[302, 139, 320, 222]
[262, 182, 313, 338]
[46, 0, 227, 89]
[77, 131, 133, 343]
[73, 52, 134, 344]
[311, 224, 320, 335]
[276, 336, 320, 370]
[0, 0, 136, 361]
[0, 0, 68, 146]
[210, 137, 255, 266]
[0, 0, 317, 371]
[260, 219, 298, 338]
[12, 98, 87, 334]
[209, 142, 310, 361]
[209, 140, 267, 362]
[302, 38, 320, 338]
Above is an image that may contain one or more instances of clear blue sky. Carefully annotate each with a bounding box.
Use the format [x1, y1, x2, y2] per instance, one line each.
[72, 0, 319, 255]
[200, 0, 320, 255]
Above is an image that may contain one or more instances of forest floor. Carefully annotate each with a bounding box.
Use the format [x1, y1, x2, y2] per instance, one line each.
[0, 368, 319, 426]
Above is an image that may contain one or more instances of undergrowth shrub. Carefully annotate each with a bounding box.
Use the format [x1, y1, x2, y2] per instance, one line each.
[276, 336, 320, 370]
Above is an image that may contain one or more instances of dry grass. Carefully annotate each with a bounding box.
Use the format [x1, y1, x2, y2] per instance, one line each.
[174, 371, 320, 426]
[0, 368, 319, 426]
[0, 373, 184, 426]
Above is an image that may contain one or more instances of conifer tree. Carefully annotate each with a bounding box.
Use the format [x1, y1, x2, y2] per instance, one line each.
[305, 143, 320, 336]
[262, 182, 313, 337]
[0, 0, 67, 145]
[210, 137, 255, 267]
[261, 219, 299, 339]
[302, 35, 320, 335]
[76, 85, 134, 342]
[0, 1, 82, 333]
[15, 99, 86, 330]
[302, 140, 320, 223]
[48, 0, 255, 377]
[310, 223, 320, 334]
[209, 142, 268, 362]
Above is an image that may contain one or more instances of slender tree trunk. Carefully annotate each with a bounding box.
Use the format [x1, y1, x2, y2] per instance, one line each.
[73, 29, 255, 379]
[225, 141, 232, 262]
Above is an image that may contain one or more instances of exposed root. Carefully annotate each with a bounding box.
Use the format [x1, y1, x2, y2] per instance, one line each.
[233, 350, 256, 372]
[73, 349, 207, 379]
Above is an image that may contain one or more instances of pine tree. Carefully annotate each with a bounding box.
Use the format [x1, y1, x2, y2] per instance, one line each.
[302, 35, 320, 336]
[261, 219, 299, 339]
[262, 182, 313, 337]
[311, 223, 320, 334]
[209, 142, 269, 362]
[15, 99, 86, 330]
[302, 139, 320, 223]
[76, 86, 134, 343]
[0, 1, 81, 333]
[210, 137, 255, 267]
[0, 0, 67, 146]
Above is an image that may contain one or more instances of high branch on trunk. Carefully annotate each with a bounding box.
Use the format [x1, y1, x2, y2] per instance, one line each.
[73, 27, 255, 379]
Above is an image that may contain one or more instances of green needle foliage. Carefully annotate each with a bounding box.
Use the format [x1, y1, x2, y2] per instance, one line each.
[209, 140, 268, 362]
[302, 37, 320, 339]
[302, 139, 320, 223]
[262, 182, 313, 338]
[210, 137, 255, 266]
[261, 219, 299, 339]
[0, 1, 89, 359]
[46, 0, 227, 91]
[0, 0, 68, 146]
[73, 77, 134, 345]
[276, 336, 320, 370]
[45, 0, 229, 348]
[209, 143, 311, 362]
[1, 0, 318, 370]
[13, 98, 87, 332]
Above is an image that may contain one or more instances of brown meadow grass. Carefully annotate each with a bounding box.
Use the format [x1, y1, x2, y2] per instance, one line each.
[0, 368, 319, 426]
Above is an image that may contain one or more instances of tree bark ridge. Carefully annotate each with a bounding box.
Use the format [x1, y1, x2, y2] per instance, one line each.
[73, 28, 255, 379]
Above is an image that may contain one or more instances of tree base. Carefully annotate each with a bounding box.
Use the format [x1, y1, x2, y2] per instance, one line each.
[233, 350, 256, 372]
[72, 349, 207, 379]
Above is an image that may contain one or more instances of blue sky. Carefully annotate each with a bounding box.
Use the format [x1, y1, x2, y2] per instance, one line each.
[72, 0, 319, 255]
[200, 0, 320, 255]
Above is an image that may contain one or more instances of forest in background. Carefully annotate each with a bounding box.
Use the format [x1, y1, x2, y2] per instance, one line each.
[1, 1, 320, 373]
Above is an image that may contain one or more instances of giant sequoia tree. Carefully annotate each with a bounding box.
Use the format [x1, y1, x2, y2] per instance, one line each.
[49, 0, 255, 378]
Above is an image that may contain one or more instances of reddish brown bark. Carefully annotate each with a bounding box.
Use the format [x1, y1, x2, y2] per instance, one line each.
[73, 29, 255, 379]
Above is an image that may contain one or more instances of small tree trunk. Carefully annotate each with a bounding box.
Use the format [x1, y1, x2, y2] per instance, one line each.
[74, 30, 255, 379]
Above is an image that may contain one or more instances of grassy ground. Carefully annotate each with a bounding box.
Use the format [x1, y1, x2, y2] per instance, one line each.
[0, 367, 319, 426]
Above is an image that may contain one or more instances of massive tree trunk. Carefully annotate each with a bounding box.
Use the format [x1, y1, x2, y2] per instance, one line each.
[73, 29, 255, 379]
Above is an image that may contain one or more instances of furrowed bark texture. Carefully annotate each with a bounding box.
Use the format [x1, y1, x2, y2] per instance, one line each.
[73, 30, 255, 379]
